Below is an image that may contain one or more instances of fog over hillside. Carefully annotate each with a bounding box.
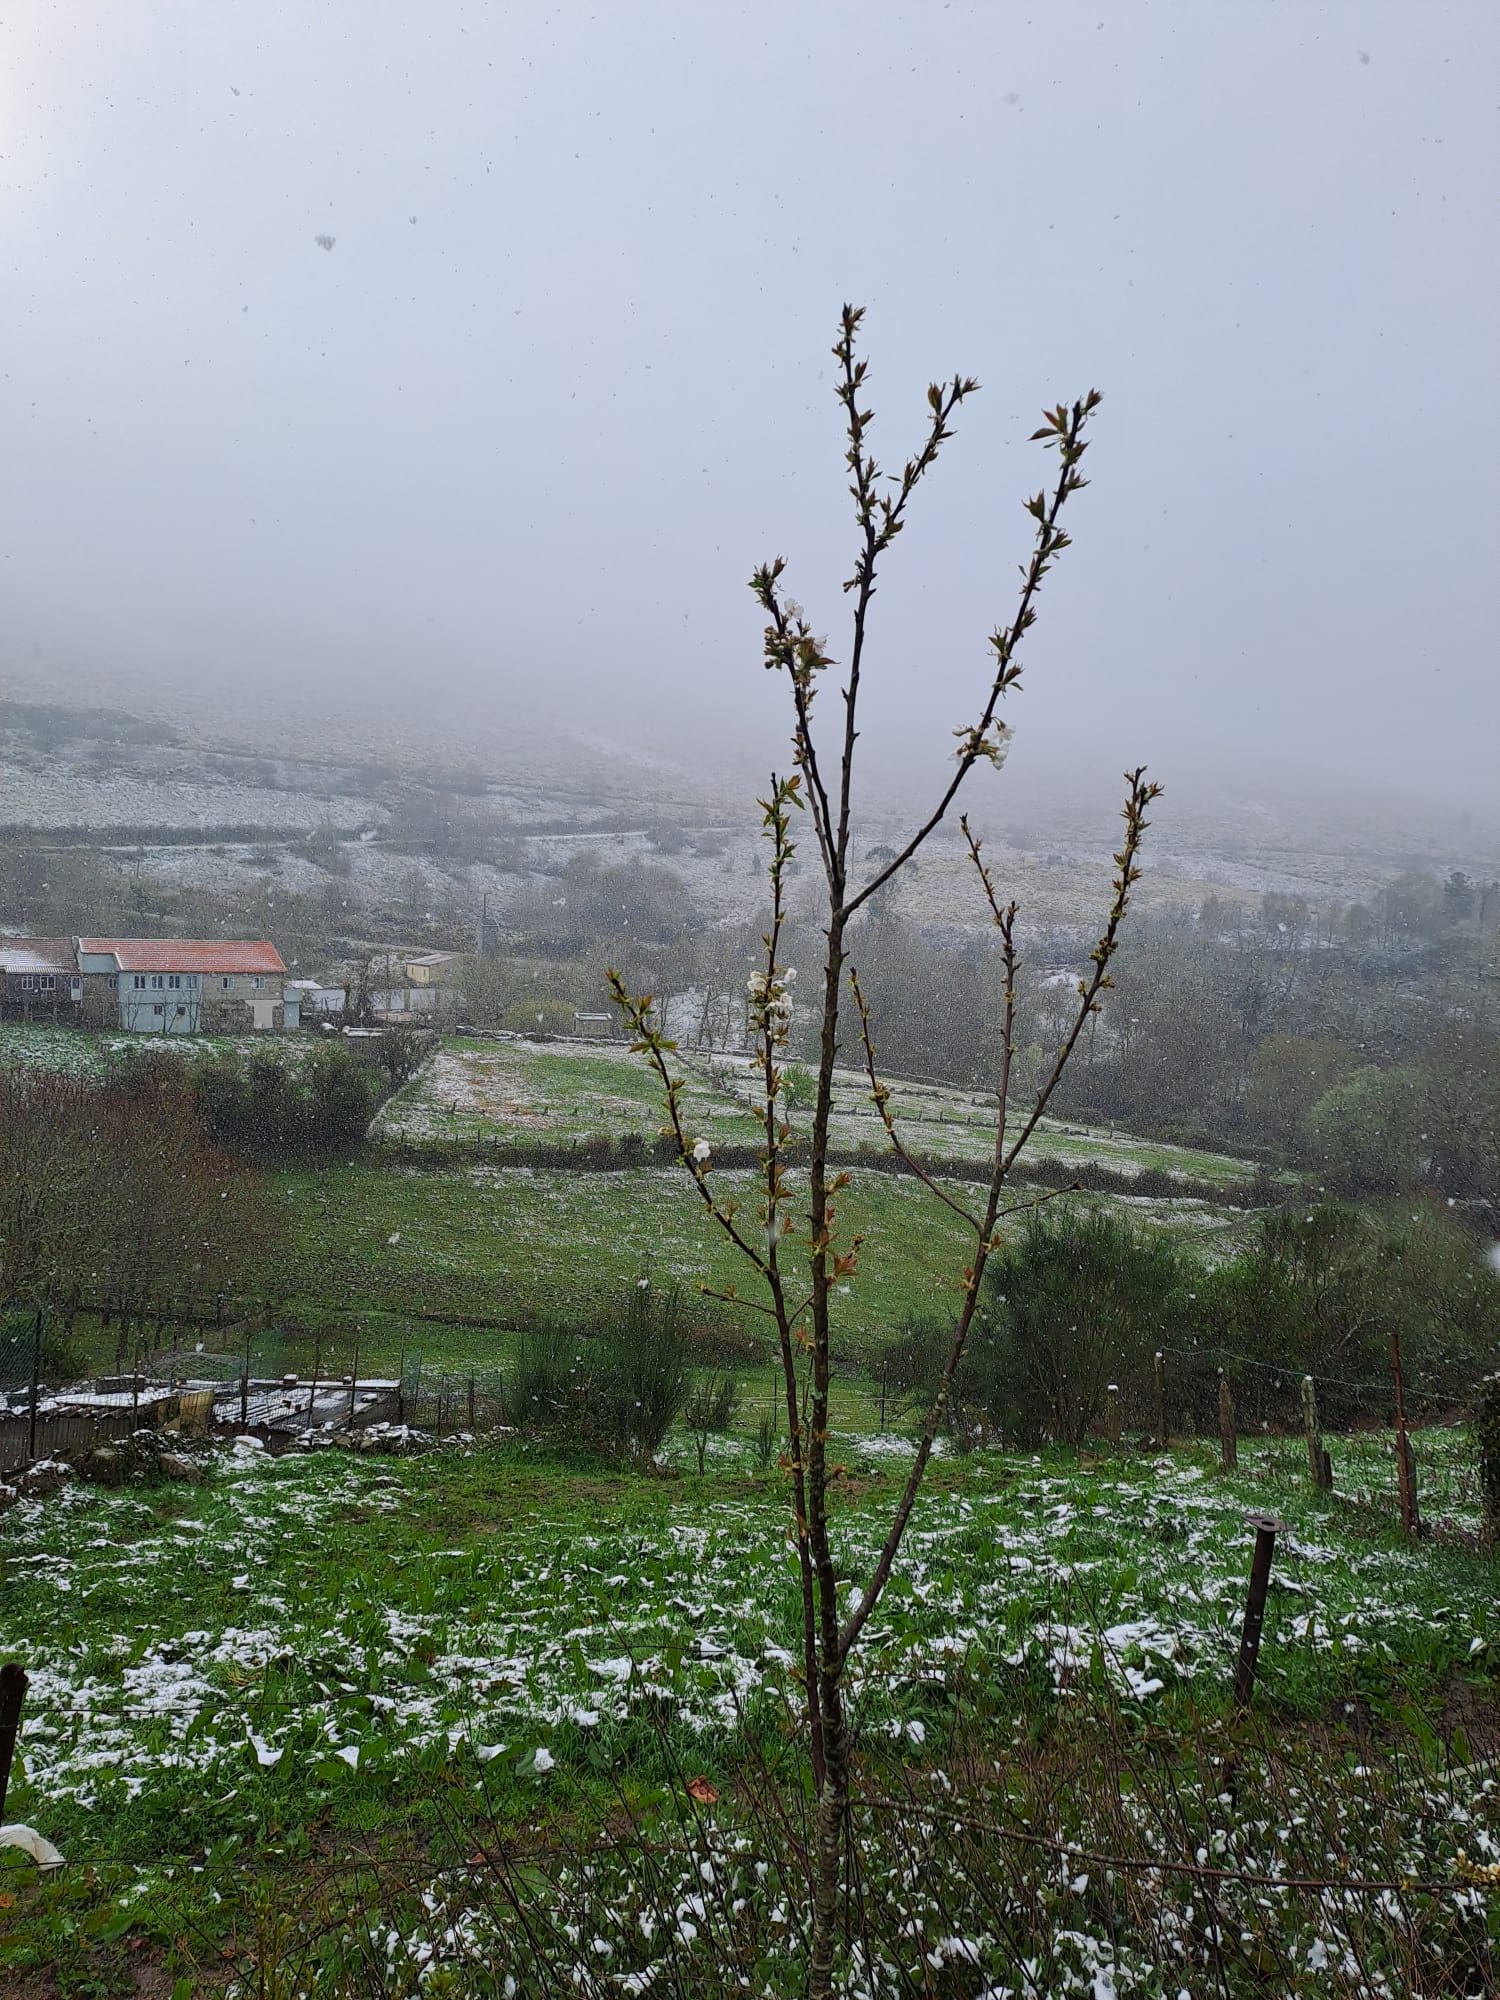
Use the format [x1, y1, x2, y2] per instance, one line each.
[2, 1, 1496, 824]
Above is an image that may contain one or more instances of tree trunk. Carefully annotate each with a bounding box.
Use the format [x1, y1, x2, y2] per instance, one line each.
[807, 1676, 850, 1999]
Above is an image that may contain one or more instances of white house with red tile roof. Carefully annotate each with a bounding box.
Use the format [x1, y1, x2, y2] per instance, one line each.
[74, 938, 289, 1034]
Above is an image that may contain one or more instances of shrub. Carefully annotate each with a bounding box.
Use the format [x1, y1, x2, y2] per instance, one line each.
[970, 1209, 1195, 1445]
[376, 1023, 430, 1092]
[1202, 1199, 1500, 1427]
[874, 1318, 950, 1399]
[684, 1370, 740, 1473]
[193, 1045, 377, 1161]
[753, 1406, 780, 1471]
[503, 1286, 690, 1463]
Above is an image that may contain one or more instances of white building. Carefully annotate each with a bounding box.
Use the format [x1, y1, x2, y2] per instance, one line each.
[75, 938, 290, 1033]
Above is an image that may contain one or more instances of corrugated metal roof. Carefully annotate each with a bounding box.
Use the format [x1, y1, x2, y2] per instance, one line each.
[76, 938, 288, 975]
[0, 937, 78, 975]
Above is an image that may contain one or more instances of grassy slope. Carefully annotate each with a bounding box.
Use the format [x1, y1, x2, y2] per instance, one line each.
[377, 1035, 1273, 1186]
[1, 1431, 1493, 1989]
[272, 1161, 1253, 1369]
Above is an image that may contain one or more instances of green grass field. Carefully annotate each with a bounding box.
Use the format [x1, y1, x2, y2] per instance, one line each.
[375, 1034, 1273, 1189]
[1, 1428, 1494, 1994]
[2, 1030, 1493, 1995]
[267, 1160, 1255, 1372]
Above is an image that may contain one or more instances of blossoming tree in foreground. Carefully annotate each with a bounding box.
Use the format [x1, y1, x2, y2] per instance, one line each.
[610, 305, 1159, 2000]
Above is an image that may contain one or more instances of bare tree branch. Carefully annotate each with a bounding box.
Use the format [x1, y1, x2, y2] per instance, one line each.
[844, 394, 1101, 921]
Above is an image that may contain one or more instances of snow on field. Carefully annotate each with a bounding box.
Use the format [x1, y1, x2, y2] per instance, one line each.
[3, 1431, 1494, 1996]
[0, 755, 379, 832]
[0, 1022, 317, 1079]
[376, 1037, 1262, 1188]
[378, 1036, 762, 1144]
[6, 1436, 1491, 1819]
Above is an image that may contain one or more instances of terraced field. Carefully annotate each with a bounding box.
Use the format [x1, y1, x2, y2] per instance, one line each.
[376, 1035, 1271, 1188]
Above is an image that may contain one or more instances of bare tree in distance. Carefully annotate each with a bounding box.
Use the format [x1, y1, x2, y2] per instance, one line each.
[609, 304, 1160, 1998]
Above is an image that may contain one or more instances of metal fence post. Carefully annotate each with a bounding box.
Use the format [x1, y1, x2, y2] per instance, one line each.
[0, 1661, 27, 1823]
[1478, 1372, 1500, 1552]
[308, 1335, 321, 1433]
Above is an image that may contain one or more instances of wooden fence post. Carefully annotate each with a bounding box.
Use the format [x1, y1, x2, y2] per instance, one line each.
[1477, 1372, 1500, 1552]
[1153, 1350, 1167, 1451]
[1218, 1368, 1237, 1471]
[1390, 1330, 1420, 1536]
[1104, 1383, 1121, 1448]
[1232, 1514, 1284, 1710]
[27, 1309, 42, 1467]
[1302, 1375, 1332, 1491]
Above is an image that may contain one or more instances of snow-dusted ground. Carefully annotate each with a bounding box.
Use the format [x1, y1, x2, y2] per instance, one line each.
[9, 1436, 1491, 1820]
[3, 1432, 1493, 2000]
[0, 754, 380, 833]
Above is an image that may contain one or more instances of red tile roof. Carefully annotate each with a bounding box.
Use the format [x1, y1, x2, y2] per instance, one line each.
[0, 937, 78, 975]
[76, 939, 287, 975]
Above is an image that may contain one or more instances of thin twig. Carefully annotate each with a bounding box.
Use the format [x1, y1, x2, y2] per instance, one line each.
[848, 967, 984, 1235]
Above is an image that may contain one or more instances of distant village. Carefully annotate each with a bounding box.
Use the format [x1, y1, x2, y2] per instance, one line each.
[0, 936, 469, 1035]
[0, 934, 622, 1039]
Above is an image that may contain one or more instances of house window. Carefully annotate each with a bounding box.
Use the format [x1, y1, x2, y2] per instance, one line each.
[185, 974, 199, 990]
[150, 974, 164, 990]
[108, 975, 118, 991]
[176, 1004, 187, 1016]
[153, 1003, 164, 1016]
[251, 976, 263, 990]
[133, 974, 147, 990]
[40, 975, 55, 992]
[168, 974, 181, 990]
[20, 975, 35, 992]
[71, 978, 82, 997]
[222, 977, 232, 990]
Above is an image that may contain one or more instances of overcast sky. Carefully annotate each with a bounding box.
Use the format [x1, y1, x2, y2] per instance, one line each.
[2, 2, 1496, 806]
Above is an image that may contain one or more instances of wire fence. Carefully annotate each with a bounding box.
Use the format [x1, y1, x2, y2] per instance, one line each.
[0, 1284, 1489, 1497]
